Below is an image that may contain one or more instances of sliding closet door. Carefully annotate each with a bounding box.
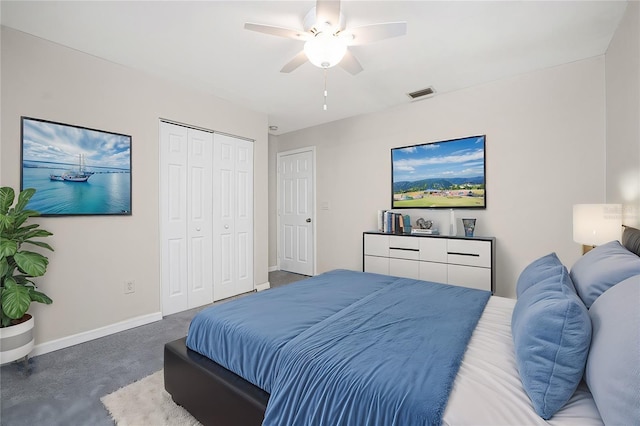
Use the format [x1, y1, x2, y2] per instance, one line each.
[213, 134, 254, 301]
[160, 122, 213, 315]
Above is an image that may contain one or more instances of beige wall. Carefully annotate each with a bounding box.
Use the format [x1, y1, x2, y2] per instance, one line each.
[605, 1, 640, 226]
[0, 27, 269, 349]
[272, 57, 608, 298]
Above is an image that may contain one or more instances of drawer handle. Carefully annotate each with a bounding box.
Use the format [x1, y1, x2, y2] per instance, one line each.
[448, 252, 480, 257]
[390, 247, 419, 252]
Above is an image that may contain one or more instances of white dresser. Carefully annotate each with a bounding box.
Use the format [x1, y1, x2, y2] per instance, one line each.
[363, 232, 495, 293]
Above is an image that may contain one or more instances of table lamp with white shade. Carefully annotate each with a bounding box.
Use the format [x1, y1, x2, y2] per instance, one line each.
[573, 204, 622, 254]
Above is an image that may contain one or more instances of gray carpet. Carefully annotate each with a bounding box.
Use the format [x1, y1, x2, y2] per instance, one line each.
[0, 270, 306, 426]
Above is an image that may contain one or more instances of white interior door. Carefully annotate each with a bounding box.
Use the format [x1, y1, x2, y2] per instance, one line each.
[278, 148, 315, 276]
[213, 134, 254, 300]
[160, 122, 213, 316]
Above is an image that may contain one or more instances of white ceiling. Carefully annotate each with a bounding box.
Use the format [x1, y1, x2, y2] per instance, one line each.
[1, 1, 628, 135]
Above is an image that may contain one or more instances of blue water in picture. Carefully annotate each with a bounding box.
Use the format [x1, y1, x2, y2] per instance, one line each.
[22, 162, 131, 215]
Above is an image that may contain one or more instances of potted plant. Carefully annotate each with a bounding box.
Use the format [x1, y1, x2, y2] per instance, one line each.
[0, 186, 53, 364]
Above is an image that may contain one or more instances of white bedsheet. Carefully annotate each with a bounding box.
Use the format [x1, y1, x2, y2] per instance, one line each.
[442, 296, 603, 426]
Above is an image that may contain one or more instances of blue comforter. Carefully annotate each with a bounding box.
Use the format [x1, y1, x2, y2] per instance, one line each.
[186, 270, 490, 425]
[186, 270, 395, 391]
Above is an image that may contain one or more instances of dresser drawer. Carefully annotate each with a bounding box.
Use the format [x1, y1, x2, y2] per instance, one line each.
[419, 261, 448, 284]
[419, 238, 447, 263]
[364, 234, 389, 257]
[364, 255, 389, 275]
[389, 236, 419, 250]
[389, 258, 420, 279]
[447, 240, 491, 268]
[448, 264, 492, 292]
[389, 236, 420, 260]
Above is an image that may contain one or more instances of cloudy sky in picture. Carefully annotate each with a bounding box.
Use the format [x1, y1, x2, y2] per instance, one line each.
[392, 135, 485, 182]
[22, 118, 130, 170]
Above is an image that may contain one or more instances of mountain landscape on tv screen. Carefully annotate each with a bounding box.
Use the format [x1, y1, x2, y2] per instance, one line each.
[393, 176, 485, 193]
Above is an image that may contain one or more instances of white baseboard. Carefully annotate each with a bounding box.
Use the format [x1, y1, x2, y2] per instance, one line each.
[255, 281, 271, 292]
[31, 312, 163, 358]
[268, 265, 279, 272]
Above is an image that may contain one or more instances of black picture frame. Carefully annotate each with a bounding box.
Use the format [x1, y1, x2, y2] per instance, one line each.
[20, 117, 132, 216]
[391, 135, 486, 209]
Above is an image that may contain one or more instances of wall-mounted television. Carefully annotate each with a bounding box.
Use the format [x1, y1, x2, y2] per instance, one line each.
[21, 116, 132, 216]
[391, 135, 486, 209]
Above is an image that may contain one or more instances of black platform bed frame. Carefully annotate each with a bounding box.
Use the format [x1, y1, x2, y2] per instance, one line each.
[164, 337, 269, 426]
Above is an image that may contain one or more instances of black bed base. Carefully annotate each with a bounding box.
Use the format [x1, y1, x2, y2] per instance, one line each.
[164, 337, 269, 426]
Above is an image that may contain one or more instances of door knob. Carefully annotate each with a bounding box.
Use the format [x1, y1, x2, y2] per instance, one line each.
[196, 227, 201, 231]
[224, 224, 229, 229]
[306, 218, 311, 223]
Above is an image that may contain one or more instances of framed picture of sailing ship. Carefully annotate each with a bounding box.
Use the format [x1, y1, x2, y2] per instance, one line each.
[20, 117, 132, 216]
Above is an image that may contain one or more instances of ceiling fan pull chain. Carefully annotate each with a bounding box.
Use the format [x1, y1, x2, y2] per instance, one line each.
[323, 68, 328, 111]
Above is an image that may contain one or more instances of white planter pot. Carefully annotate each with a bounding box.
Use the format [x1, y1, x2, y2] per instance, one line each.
[0, 315, 34, 365]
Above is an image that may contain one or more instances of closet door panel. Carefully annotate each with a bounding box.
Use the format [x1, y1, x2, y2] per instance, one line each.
[160, 123, 189, 315]
[186, 128, 213, 308]
[213, 135, 254, 300]
[161, 122, 215, 314]
[234, 139, 254, 294]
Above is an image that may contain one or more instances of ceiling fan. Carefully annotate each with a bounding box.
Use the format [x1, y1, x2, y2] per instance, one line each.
[244, 0, 407, 75]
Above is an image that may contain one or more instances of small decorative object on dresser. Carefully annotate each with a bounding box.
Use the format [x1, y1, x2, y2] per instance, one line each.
[462, 218, 476, 237]
[416, 218, 432, 229]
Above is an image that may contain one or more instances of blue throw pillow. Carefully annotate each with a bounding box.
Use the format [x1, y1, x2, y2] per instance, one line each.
[570, 240, 640, 308]
[585, 275, 640, 426]
[512, 266, 591, 419]
[516, 252, 564, 297]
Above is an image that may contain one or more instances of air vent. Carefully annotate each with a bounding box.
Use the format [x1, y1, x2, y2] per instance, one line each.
[407, 86, 436, 100]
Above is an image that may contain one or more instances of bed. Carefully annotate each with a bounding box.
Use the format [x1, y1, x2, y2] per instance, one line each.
[164, 226, 640, 426]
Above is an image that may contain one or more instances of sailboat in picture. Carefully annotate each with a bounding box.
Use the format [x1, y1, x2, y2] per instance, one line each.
[50, 154, 94, 182]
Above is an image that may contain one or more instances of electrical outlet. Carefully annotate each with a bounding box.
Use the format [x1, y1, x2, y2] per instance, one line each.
[124, 280, 135, 294]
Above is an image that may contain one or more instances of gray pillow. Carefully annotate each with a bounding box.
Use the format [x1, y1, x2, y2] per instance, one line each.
[570, 240, 640, 308]
[585, 274, 640, 426]
[621, 225, 640, 256]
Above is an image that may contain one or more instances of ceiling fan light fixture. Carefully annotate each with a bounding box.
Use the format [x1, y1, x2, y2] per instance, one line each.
[304, 32, 347, 68]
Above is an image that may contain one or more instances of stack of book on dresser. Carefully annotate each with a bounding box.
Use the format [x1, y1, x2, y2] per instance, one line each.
[377, 210, 411, 234]
[411, 228, 440, 235]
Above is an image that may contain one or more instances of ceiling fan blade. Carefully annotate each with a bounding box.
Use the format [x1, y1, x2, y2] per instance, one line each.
[244, 23, 309, 41]
[280, 51, 309, 73]
[345, 22, 407, 46]
[315, 0, 341, 28]
[339, 50, 363, 75]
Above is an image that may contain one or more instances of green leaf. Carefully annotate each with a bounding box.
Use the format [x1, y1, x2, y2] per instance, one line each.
[23, 240, 54, 252]
[11, 275, 32, 286]
[0, 258, 8, 278]
[29, 288, 53, 305]
[1, 314, 12, 328]
[0, 187, 15, 215]
[1, 278, 30, 319]
[15, 188, 35, 212]
[0, 238, 18, 259]
[0, 214, 13, 234]
[23, 229, 54, 240]
[13, 211, 37, 229]
[14, 251, 49, 277]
